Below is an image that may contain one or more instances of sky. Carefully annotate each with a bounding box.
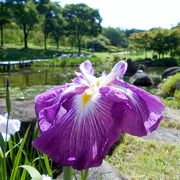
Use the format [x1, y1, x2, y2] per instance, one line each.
[54, 0, 180, 30]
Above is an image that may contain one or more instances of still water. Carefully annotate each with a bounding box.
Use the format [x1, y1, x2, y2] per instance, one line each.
[0, 65, 164, 100]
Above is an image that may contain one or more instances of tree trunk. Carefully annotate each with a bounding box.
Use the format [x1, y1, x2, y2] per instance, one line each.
[162, 53, 164, 59]
[24, 33, 28, 49]
[56, 40, 59, 50]
[70, 35, 74, 51]
[145, 49, 147, 59]
[0, 25, 3, 47]
[23, 24, 28, 49]
[77, 33, 81, 56]
[44, 34, 47, 50]
[158, 52, 161, 59]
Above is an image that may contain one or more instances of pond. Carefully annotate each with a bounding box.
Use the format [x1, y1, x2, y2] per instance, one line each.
[0, 64, 165, 100]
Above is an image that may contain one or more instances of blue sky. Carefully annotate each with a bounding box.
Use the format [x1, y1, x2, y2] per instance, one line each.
[53, 0, 180, 30]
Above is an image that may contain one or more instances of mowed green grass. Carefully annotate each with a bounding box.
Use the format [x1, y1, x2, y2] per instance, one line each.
[106, 135, 180, 179]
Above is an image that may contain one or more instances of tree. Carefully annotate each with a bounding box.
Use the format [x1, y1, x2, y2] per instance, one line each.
[0, 0, 11, 47]
[10, 0, 38, 49]
[51, 17, 64, 50]
[129, 32, 151, 58]
[150, 28, 169, 59]
[43, 2, 63, 49]
[36, 1, 63, 49]
[63, 3, 102, 55]
[103, 27, 127, 48]
[167, 28, 180, 57]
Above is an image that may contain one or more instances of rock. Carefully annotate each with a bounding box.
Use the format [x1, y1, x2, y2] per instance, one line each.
[0, 99, 36, 136]
[57, 160, 128, 180]
[142, 127, 180, 145]
[164, 107, 180, 122]
[125, 59, 138, 76]
[0, 99, 36, 122]
[162, 67, 180, 79]
[130, 71, 153, 86]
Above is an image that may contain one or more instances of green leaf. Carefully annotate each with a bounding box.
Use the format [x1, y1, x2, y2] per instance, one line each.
[63, 166, 73, 180]
[6, 80, 11, 116]
[43, 154, 52, 177]
[10, 126, 30, 180]
[0, 133, 5, 153]
[20, 165, 42, 180]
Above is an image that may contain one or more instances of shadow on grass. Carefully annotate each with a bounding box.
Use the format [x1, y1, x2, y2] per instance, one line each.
[0, 47, 64, 61]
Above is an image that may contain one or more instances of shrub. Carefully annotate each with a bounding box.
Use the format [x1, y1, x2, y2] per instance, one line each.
[86, 35, 110, 52]
[151, 58, 179, 67]
[174, 89, 180, 100]
[160, 73, 180, 97]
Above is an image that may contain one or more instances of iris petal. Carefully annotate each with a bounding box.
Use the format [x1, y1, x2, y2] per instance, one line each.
[100, 80, 165, 136]
[35, 84, 88, 132]
[79, 60, 97, 86]
[33, 93, 122, 170]
[101, 61, 127, 86]
[79, 60, 95, 75]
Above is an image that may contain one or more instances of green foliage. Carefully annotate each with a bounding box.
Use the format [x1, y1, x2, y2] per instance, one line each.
[129, 27, 180, 60]
[174, 89, 180, 99]
[129, 32, 151, 58]
[150, 58, 179, 67]
[86, 35, 109, 52]
[160, 119, 180, 129]
[63, 3, 102, 54]
[10, 0, 39, 48]
[0, 0, 12, 46]
[34, 56, 101, 67]
[20, 165, 42, 180]
[0, 47, 62, 61]
[0, 122, 57, 179]
[103, 27, 128, 48]
[106, 135, 180, 179]
[160, 73, 180, 97]
[40, 1, 63, 50]
[163, 98, 180, 109]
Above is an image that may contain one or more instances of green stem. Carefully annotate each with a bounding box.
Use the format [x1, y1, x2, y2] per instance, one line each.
[63, 166, 73, 180]
[80, 169, 89, 180]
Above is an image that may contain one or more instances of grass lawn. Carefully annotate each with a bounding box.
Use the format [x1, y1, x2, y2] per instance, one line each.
[0, 44, 81, 61]
[106, 135, 180, 179]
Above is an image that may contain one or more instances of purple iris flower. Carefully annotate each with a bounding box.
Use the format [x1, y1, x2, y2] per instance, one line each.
[32, 60, 165, 170]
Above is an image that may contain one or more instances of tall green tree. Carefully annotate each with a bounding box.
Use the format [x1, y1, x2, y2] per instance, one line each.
[36, 0, 63, 49]
[51, 17, 64, 50]
[42, 2, 63, 49]
[167, 28, 180, 57]
[0, 0, 11, 47]
[129, 32, 151, 58]
[63, 3, 102, 55]
[10, 0, 38, 49]
[150, 28, 169, 59]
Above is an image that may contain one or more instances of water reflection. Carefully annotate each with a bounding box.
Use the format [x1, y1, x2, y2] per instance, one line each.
[0, 66, 165, 100]
[0, 67, 76, 88]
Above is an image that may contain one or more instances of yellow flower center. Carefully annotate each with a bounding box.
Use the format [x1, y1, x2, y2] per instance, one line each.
[82, 88, 93, 107]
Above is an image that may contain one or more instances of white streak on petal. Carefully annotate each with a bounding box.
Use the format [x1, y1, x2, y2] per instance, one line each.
[79, 60, 97, 87]
[100, 61, 127, 86]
